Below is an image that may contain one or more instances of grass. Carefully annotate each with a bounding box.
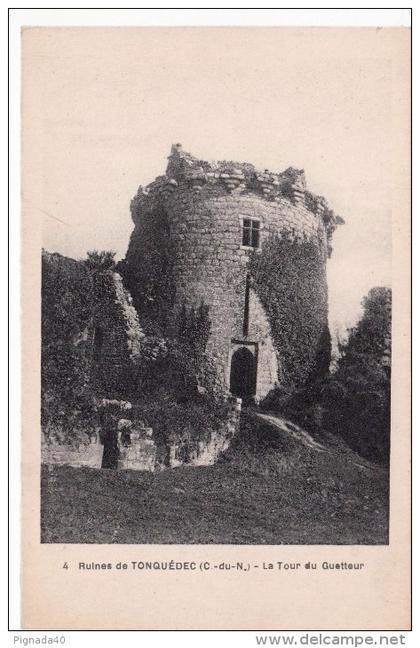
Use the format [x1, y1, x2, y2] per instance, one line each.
[41, 413, 389, 544]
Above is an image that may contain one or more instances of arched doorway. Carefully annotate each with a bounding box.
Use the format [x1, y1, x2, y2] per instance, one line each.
[230, 346, 257, 400]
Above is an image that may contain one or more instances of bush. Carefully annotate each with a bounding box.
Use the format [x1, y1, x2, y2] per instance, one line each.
[84, 249, 116, 272]
[134, 393, 232, 464]
[277, 287, 392, 464]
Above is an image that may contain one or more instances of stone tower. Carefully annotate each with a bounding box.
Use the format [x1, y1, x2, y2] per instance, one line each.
[124, 144, 343, 401]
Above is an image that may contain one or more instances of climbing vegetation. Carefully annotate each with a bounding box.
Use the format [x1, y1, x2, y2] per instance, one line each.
[249, 234, 331, 394]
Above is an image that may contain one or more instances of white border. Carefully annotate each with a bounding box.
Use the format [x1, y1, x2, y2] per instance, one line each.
[7, 8, 412, 28]
[7, 6, 413, 643]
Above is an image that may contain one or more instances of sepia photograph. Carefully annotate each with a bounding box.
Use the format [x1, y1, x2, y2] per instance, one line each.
[33, 27, 396, 547]
[18, 16, 411, 630]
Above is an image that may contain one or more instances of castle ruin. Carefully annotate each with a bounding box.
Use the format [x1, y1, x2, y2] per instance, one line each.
[123, 144, 343, 402]
[41, 144, 343, 471]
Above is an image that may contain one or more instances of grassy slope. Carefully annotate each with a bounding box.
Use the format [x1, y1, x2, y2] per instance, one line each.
[41, 414, 389, 544]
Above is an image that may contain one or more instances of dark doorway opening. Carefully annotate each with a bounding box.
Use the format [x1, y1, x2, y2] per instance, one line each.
[101, 432, 119, 469]
[100, 411, 119, 469]
[230, 346, 257, 401]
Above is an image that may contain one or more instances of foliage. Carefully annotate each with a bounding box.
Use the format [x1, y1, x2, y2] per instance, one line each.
[121, 296, 230, 454]
[124, 296, 223, 404]
[41, 252, 97, 445]
[249, 234, 330, 392]
[84, 249, 116, 272]
[177, 300, 211, 355]
[339, 287, 391, 366]
[280, 287, 392, 463]
[42, 244, 228, 453]
[321, 360, 391, 463]
[134, 393, 232, 458]
[322, 286, 392, 462]
[42, 250, 135, 444]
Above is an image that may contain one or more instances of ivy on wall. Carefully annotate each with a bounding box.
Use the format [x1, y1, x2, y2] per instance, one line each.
[121, 202, 176, 334]
[248, 234, 331, 394]
[177, 300, 211, 355]
[41, 251, 96, 444]
[41, 251, 163, 442]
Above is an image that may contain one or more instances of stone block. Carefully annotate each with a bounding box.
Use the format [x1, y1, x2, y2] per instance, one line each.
[42, 437, 104, 468]
[117, 427, 156, 472]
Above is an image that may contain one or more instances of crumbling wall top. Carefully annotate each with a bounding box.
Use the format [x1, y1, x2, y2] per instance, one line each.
[132, 144, 344, 237]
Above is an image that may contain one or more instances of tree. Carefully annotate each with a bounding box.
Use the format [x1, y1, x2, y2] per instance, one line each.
[281, 287, 392, 464]
[323, 287, 392, 462]
[84, 249, 116, 272]
[339, 287, 391, 368]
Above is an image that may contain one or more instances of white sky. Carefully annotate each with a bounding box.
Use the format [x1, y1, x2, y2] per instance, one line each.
[22, 26, 409, 335]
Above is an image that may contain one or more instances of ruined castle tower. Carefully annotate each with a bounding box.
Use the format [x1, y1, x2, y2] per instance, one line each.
[124, 145, 343, 401]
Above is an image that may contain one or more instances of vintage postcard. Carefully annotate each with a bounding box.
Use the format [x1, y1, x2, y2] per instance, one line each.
[19, 23, 411, 630]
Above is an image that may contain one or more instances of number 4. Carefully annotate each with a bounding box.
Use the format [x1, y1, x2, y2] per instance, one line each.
[63, 562, 68, 570]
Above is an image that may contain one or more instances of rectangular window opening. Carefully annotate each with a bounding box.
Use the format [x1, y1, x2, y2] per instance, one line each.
[241, 218, 260, 248]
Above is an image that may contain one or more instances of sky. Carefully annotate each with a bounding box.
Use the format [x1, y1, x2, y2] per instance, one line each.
[23, 27, 409, 336]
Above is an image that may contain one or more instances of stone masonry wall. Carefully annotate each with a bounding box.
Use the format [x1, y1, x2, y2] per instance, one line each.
[117, 426, 157, 472]
[41, 434, 104, 468]
[41, 251, 147, 452]
[247, 288, 279, 399]
[124, 145, 343, 397]
[90, 271, 145, 395]
[167, 396, 242, 467]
